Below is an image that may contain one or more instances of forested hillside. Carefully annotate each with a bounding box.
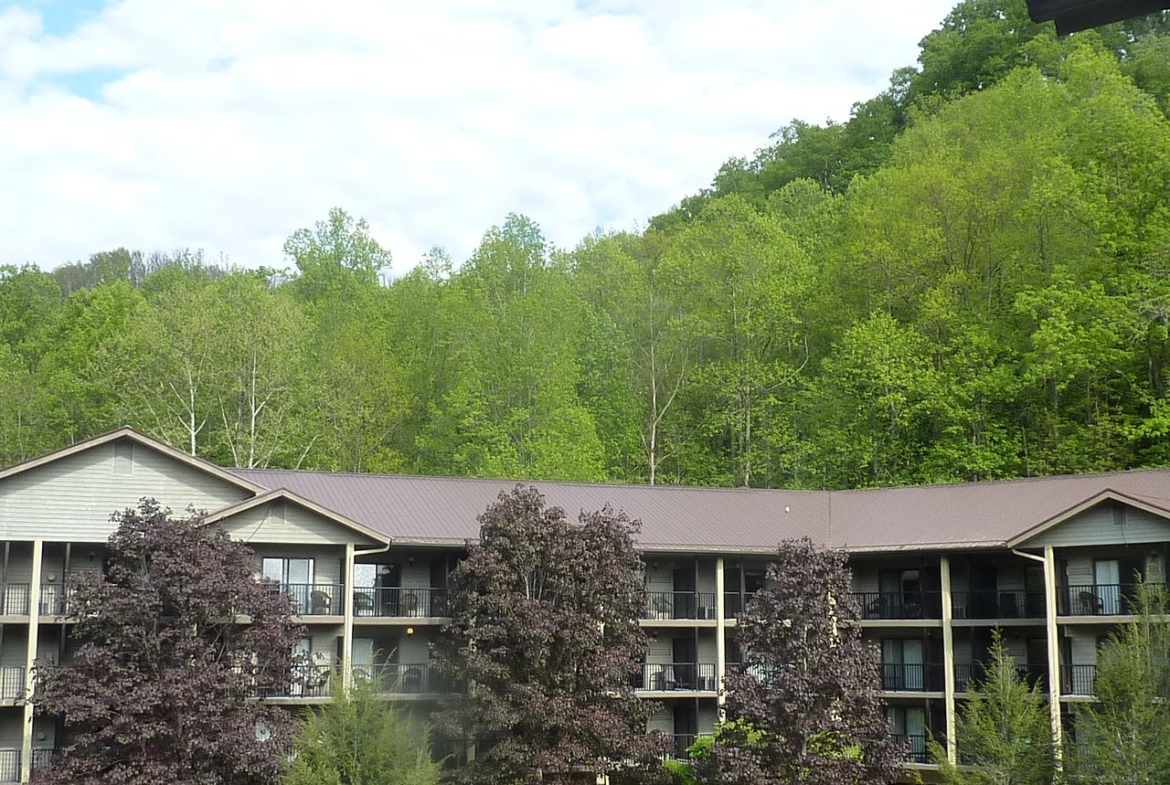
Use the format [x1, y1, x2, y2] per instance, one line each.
[6, 0, 1170, 490]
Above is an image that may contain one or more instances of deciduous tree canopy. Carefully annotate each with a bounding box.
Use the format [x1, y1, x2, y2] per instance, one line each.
[33, 500, 303, 785]
[431, 486, 666, 785]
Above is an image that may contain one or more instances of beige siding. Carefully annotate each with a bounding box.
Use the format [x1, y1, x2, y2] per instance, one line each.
[1023, 503, 1170, 548]
[0, 443, 251, 542]
[646, 708, 673, 735]
[998, 565, 1025, 592]
[647, 637, 672, 665]
[697, 704, 719, 734]
[215, 501, 378, 547]
[1067, 630, 1097, 667]
[1065, 555, 1093, 587]
[398, 634, 431, 666]
[697, 562, 717, 595]
[2, 545, 33, 586]
[645, 563, 673, 593]
[697, 634, 717, 665]
[31, 717, 55, 749]
[251, 546, 344, 587]
[0, 713, 21, 746]
[851, 569, 880, 594]
[401, 562, 431, 591]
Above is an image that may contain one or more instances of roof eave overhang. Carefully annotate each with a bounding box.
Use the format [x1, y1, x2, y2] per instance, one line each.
[1007, 488, 1170, 549]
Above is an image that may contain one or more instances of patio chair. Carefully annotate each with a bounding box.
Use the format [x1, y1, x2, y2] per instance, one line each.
[1079, 591, 1103, 615]
[309, 589, 332, 615]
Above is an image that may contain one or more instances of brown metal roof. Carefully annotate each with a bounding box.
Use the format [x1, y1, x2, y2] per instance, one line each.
[232, 470, 828, 554]
[233, 467, 1170, 554]
[829, 470, 1170, 552]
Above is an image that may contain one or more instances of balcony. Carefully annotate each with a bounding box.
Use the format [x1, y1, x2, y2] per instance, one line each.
[1058, 583, 1166, 616]
[880, 663, 944, 692]
[635, 662, 717, 692]
[0, 585, 28, 616]
[892, 733, 930, 764]
[951, 589, 1045, 620]
[853, 592, 942, 621]
[955, 662, 1047, 692]
[39, 583, 74, 616]
[645, 592, 717, 621]
[356, 663, 455, 694]
[256, 664, 335, 699]
[353, 587, 447, 619]
[275, 583, 345, 616]
[1063, 664, 1096, 696]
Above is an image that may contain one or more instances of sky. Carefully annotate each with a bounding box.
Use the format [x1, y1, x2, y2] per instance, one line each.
[0, 0, 958, 276]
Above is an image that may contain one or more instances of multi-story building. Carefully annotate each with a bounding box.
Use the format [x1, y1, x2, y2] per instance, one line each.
[1, 426, 1168, 782]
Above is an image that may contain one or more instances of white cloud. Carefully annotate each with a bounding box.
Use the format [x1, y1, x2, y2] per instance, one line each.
[0, 0, 956, 274]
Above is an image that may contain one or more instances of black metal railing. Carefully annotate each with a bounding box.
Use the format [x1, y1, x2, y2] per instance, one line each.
[39, 583, 74, 616]
[1058, 583, 1166, 616]
[256, 664, 334, 698]
[955, 662, 980, 691]
[635, 662, 717, 692]
[275, 583, 345, 616]
[0, 668, 24, 702]
[852, 591, 943, 620]
[880, 662, 944, 692]
[955, 662, 1047, 691]
[356, 663, 453, 694]
[666, 734, 696, 759]
[353, 587, 447, 618]
[951, 589, 1045, 619]
[0, 585, 28, 616]
[1063, 664, 1096, 696]
[0, 749, 18, 783]
[645, 592, 717, 620]
[893, 733, 930, 764]
[30, 748, 53, 773]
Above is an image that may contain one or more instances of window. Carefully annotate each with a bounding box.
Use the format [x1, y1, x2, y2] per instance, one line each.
[263, 557, 314, 586]
[262, 558, 316, 613]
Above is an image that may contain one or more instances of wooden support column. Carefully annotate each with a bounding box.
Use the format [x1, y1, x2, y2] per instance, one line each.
[715, 557, 726, 718]
[940, 555, 957, 765]
[22, 540, 43, 784]
[342, 542, 355, 692]
[1044, 545, 1063, 773]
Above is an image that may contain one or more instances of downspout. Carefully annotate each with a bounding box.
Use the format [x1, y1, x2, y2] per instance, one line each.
[343, 540, 392, 691]
[1012, 547, 1063, 774]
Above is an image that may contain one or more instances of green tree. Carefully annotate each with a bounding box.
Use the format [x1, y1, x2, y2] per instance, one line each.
[422, 215, 605, 481]
[285, 207, 392, 303]
[660, 195, 813, 487]
[933, 632, 1053, 785]
[1070, 585, 1170, 783]
[285, 672, 441, 785]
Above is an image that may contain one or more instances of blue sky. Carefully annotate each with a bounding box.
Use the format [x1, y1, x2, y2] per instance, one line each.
[0, 0, 958, 274]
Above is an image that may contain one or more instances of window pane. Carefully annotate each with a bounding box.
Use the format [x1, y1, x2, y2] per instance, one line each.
[354, 564, 377, 588]
[287, 558, 313, 585]
[262, 558, 283, 583]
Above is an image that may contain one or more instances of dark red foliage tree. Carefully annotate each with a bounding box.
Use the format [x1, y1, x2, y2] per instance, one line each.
[432, 486, 668, 784]
[33, 499, 303, 785]
[697, 538, 902, 785]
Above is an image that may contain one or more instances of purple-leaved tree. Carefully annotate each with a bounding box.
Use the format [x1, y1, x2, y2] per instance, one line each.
[432, 486, 668, 784]
[33, 499, 303, 785]
[696, 538, 902, 785]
